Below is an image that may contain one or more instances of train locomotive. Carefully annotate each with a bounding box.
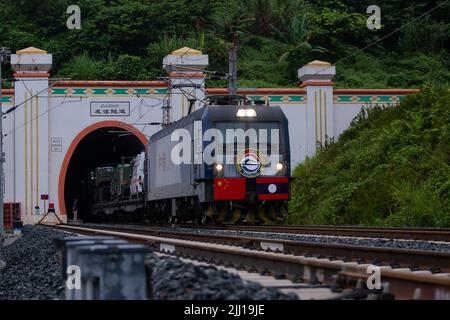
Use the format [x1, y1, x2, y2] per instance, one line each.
[89, 101, 290, 224]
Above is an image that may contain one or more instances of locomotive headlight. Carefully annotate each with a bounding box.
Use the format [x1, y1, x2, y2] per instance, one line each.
[215, 163, 224, 177]
[276, 162, 283, 171]
[236, 109, 257, 117]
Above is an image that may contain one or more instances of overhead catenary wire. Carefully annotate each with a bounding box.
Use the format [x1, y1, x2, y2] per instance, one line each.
[3, 90, 168, 139]
[120, 93, 167, 123]
[286, 0, 449, 87]
[3, 79, 69, 116]
[4, 83, 169, 138]
[70, 50, 205, 136]
[155, 49, 215, 121]
[163, 71, 209, 107]
[130, 96, 168, 133]
[3, 48, 215, 138]
[333, 1, 449, 67]
[4, 93, 169, 139]
[2, 49, 188, 120]
[9, 2, 444, 113]
[3, 75, 171, 137]
[4, 93, 72, 138]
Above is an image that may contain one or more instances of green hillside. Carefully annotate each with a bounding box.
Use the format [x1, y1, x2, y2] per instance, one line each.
[0, 0, 449, 88]
[288, 87, 450, 227]
[1, 1, 448, 227]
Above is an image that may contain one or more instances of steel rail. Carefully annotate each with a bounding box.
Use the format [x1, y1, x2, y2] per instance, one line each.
[166, 224, 450, 242]
[97, 222, 450, 242]
[218, 225, 450, 242]
[66, 223, 450, 272]
[51, 224, 450, 300]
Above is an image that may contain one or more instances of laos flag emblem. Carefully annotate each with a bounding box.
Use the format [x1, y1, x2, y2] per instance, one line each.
[256, 177, 289, 200]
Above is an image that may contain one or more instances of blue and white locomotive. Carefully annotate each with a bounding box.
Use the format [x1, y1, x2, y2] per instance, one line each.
[91, 100, 291, 224]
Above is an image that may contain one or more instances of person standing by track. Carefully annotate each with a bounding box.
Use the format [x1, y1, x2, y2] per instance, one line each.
[72, 199, 78, 222]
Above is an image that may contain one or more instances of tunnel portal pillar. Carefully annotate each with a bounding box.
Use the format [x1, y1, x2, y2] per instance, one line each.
[10, 47, 52, 224]
[298, 60, 336, 158]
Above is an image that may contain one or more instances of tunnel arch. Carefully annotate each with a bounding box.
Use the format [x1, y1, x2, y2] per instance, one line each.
[58, 121, 148, 218]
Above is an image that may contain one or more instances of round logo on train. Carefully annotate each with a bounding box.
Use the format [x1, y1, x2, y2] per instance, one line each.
[236, 149, 264, 178]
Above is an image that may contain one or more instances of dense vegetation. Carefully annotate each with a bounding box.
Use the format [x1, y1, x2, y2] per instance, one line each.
[0, 0, 449, 88]
[289, 87, 450, 227]
[1, 1, 448, 227]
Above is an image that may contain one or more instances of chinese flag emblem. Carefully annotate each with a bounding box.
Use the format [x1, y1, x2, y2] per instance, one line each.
[214, 178, 246, 200]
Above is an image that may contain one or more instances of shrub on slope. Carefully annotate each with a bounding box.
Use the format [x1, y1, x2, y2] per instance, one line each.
[289, 87, 450, 227]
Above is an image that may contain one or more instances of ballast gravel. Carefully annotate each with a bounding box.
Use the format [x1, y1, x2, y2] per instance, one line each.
[168, 227, 450, 252]
[149, 255, 296, 300]
[0, 226, 297, 300]
[0, 226, 66, 300]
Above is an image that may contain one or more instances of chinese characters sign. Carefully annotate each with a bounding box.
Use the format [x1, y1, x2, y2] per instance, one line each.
[90, 102, 130, 117]
[51, 137, 63, 152]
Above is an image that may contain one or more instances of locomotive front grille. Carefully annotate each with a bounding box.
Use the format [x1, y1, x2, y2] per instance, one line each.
[245, 178, 258, 204]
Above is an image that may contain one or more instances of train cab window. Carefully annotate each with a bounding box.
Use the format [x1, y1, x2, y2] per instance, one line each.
[215, 122, 280, 158]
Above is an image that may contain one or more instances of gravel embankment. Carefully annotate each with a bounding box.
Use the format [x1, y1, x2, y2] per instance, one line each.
[0, 226, 297, 300]
[0, 226, 66, 300]
[149, 255, 296, 300]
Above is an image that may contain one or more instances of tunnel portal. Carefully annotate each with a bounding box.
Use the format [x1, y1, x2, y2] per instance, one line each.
[64, 127, 145, 221]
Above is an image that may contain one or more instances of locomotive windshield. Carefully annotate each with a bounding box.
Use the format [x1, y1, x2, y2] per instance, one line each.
[215, 122, 282, 158]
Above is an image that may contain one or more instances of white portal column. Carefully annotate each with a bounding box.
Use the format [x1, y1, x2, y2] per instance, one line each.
[298, 60, 336, 158]
[10, 47, 52, 224]
[163, 47, 209, 121]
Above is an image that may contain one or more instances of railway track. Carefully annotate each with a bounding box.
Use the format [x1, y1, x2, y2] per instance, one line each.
[68, 222, 450, 271]
[90, 222, 450, 242]
[52, 223, 450, 300]
[166, 224, 450, 242]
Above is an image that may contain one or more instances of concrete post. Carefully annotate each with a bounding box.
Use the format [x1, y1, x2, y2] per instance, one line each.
[163, 47, 209, 121]
[10, 47, 52, 224]
[298, 60, 336, 158]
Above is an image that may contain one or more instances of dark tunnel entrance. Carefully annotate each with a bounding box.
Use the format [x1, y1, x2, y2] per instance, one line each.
[64, 127, 145, 221]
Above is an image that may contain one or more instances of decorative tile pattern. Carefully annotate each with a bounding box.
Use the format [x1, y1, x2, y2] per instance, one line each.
[27, 88, 410, 106]
[48, 89, 306, 104]
[49, 87, 169, 96]
[246, 95, 305, 103]
[1, 95, 14, 104]
[335, 95, 406, 104]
